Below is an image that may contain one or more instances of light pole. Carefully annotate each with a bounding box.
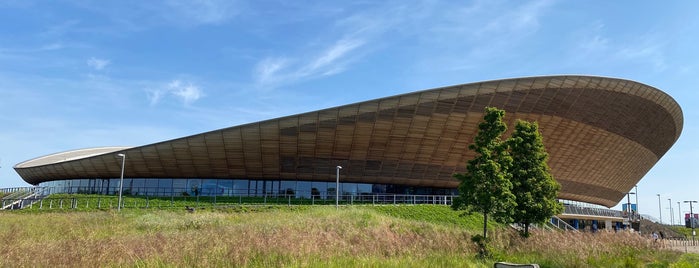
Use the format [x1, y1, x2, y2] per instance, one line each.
[335, 166, 342, 209]
[684, 200, 697, 245]
[626, 192, 636, 223]
[678, 201, 682, 225]
[669, 198, 674, 226]
[117, 153, 126, 212]
[635, 185, 639, 215]
[657, 194, 663, 224]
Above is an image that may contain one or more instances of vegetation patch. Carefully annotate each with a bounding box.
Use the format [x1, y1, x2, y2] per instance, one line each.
[0, 205, 692, 267]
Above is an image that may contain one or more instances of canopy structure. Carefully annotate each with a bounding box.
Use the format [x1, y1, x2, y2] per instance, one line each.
[15, 75, 683, 207]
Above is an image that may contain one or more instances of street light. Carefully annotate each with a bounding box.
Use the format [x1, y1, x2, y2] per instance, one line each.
[626, 192, 636, 223]
[684, 200, 697, 245]
[657, 194, 663, 224]
[336, 166, 342, 209]
[117, 153, 126, 212]
[635, 185, 639, 216]
[678, 201, 682, 225]
[669, 198, 674, 226]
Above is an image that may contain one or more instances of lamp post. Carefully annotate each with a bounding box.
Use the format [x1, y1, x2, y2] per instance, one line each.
[657, 194, 663, 224]
[684, 200, 697, 245]
[669, 198, 674, 226]
[635, 185, 639, 214]
[678, 201, 682, 225]
[626, 192, 635, 221]
[335, 166, 342, 209]
[117, 153, 126, 212]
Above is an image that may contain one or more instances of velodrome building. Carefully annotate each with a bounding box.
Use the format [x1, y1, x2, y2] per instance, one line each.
[13, 75, 683, 210]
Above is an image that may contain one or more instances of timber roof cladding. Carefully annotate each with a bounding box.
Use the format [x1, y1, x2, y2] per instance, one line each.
[14, 75, 683, 207]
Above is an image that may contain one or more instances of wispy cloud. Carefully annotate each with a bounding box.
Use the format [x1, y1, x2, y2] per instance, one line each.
[428, 0, 553, 40]
[568, 23, 669, 72]
[164, 0, 241, 25]
[253, 37, 366, 88]
[147, 79, 204, 105]
[304, 38, 365, 76]
[248, 2, 410, 90]
[616, 37, 667, 71]
[254, 57, 289, 86]
[87, 57, 110, 70]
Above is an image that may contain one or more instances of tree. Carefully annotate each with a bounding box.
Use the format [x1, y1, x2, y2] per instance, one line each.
[452, 107, 516, 254]
[508, 120, 563, 237]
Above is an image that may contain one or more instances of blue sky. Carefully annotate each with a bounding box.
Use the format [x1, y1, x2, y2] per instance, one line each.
[0, 1, 697, 220]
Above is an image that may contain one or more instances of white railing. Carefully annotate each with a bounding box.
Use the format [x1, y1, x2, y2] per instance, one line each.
[0, 192, 456, 210]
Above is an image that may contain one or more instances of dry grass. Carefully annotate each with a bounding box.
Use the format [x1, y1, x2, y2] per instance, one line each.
[0, 206, 691, 267]
[499, 229, 674, 267]
[0, 207, 482, 267]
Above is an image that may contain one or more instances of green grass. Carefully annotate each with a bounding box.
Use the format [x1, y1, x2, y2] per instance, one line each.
[366, 204, 494, 229]
[18, 193, 399, 211]
[0, 204, 694, 267]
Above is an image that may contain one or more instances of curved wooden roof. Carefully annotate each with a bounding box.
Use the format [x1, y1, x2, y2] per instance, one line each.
[14, 75, 683, 207]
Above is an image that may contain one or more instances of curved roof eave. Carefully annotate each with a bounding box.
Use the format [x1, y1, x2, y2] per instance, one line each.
[14, 147, 132, 168]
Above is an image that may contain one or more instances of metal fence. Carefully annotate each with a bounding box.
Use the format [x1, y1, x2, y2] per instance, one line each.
[2, 193, 455, 210]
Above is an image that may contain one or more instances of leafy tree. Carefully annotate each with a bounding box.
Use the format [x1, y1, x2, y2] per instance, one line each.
[508, 120, 563, 237]
[452, 107, 516, 255]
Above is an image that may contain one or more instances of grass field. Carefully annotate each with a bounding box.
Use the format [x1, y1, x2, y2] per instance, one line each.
[1, 204, 697, 267]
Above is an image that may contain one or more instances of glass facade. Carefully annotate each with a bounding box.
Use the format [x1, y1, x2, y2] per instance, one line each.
[38, 178, 457, 198]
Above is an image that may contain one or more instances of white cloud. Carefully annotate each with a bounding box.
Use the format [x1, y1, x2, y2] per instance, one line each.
[164, 0, 240, 25]
[254, 57, 289, 85]
[615, 35, 668, 71]
[87, 57, 110, 70]
[304, 38, 365, 75]
[253, 37, 366, 88]
[169, 80, 203, 104]
[147, 79, 204, 105]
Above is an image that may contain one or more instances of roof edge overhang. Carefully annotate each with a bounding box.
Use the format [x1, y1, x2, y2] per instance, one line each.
[14, 146, 132, 168]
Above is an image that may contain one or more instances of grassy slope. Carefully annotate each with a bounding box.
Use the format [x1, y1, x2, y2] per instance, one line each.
[0, 205, 696, 267]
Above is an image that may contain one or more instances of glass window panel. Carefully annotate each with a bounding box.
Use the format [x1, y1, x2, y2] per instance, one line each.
[247, 180, 257, 196]
[262, 181, 277, 195]
[218, 180, 233, 196]
[143, 179, 158, 195]
[280, 181, 296, 196]
[341, 183, 357, 195]
[296, 181, 311, 198]
[256, 180, 266, 197]
[311, 182, 327, 199]
[126, 179, 140, 195]
[202, 179, 220, 196]
[327, 184, 337, 200]
[187, 179, 202, 196]
[357, 184, 372, 195]
[109, 179, 120, 195]
[173, 179, 187, 196]
[232, 180, 248, 196]
[156, 179, 172, 196]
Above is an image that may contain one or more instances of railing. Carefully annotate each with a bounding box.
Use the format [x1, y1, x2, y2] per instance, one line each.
[660, 237, 699, 252]
[562, 204, 634, 220]
[1, 193, 455, 210]
[1, 187, 46, 210]
[549, 215, 578, 231]
[0, 187, 38, 195]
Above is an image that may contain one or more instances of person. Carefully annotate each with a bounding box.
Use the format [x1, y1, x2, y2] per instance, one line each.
[652, 232, 659, 242]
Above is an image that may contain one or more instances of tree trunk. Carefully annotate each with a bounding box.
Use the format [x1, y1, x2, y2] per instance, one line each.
[524, 222, 529, 237]
[483, 212, 488, 240]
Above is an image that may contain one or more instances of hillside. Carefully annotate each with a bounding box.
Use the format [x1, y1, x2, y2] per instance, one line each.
[0, 205, 695, 267]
